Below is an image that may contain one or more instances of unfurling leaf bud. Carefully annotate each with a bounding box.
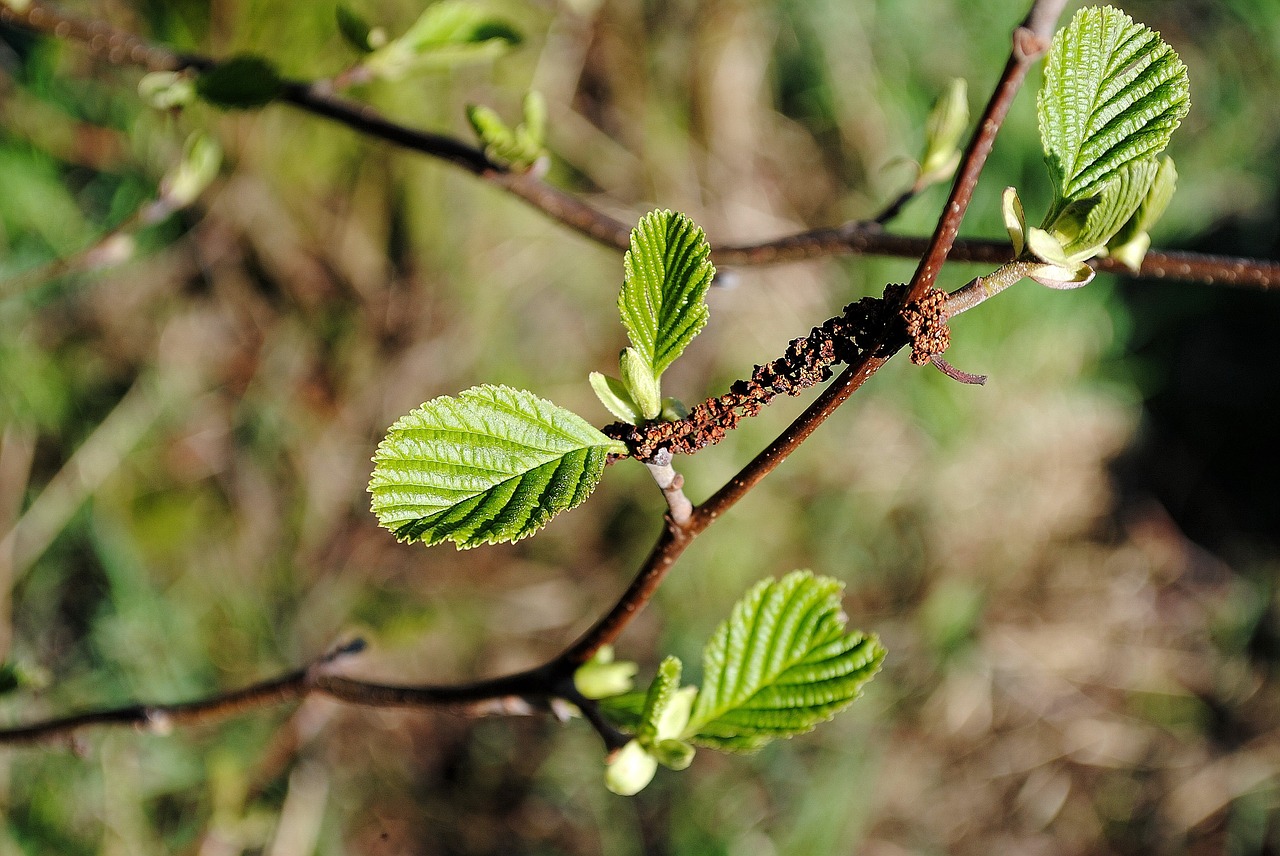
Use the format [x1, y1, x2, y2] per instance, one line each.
[574, 646, 639, 700]
[919, 78, 968, 186]
[605, 740, 658, 796]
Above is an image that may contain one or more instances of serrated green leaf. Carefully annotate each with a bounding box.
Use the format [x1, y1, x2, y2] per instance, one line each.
[619, 210, 715, 378]
[1038, 5, 1189, 203]
[195, 55, 285, 109]
[684, 570, 885, 753]
[369, 385, 623, 549]
[365, 0, 521, 80]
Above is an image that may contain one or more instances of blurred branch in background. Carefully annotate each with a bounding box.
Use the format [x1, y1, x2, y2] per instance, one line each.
[0, 132, 220, 299]
[2, 0, 1278, 288]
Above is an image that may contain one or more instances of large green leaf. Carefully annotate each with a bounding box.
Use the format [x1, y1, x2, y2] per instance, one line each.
[684, 571, 885, 753]
[618, 210, 715, 378]
[1038, 5, 1189, 203]
[369, 385, 623, 549]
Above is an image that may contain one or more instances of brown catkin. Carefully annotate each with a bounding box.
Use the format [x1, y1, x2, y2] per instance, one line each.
[604, 283, 950, 462]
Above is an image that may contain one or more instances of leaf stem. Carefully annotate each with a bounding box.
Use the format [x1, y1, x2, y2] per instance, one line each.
[644, 449, 693, 525]
[943, 260, 1040, 318]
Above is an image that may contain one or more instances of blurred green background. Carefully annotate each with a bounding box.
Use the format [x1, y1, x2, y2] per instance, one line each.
[2, 0, 1280, 852]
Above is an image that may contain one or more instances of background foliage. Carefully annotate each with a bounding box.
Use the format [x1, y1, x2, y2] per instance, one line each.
[2, 0, 1279, 852]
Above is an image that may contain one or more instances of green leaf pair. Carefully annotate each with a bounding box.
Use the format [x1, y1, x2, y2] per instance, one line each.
[600, 571, 886, 794]
[591, 209, 715, 424]
[1014, 5, 1188, 283]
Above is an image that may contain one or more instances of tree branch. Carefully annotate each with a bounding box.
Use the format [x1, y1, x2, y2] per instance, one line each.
[0, 0, 1070, 748]
[3, 0, 1276, 290]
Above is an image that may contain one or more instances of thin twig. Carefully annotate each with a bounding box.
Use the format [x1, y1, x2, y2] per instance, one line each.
[904, 4, 1065, 305]
[4, 0, 1277, 289]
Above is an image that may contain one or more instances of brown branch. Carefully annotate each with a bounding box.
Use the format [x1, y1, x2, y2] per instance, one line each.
[4, 0, 1277, 289]
[696, 1, 1065, 518]
[0, 0, 1067, 750]
[904, 3, 1065, 305]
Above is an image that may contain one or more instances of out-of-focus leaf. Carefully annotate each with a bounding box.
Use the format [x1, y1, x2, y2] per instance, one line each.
[365, 1, 521, 80]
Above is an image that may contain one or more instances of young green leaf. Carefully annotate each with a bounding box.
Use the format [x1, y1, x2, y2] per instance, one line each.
[1046, 156, 1159, 259]
[195, 55, 285, 109]
[1105, 155, 1177, 271]
[138, 71, 196, 110]
[684, 570, 885, 753]
[365, 0, 521, 80]
[369, 385, 625, 549]
[618, 210, 715, 379]
[574, 645, 638, 700]
[1003, 187, 1027, 256]
[637, 656, 686, 746]
[588, 371, 643, 424]
[605, 739, 657, 796]
[1038, 5, 1189, 204]
[161, 133, 222, 208]
[619, 347, 661, 420]
[466, 91, 547, 170]
[919, 78, 968, 186]
[518, 91, 547, 152]
[603, 656, 697, 795]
